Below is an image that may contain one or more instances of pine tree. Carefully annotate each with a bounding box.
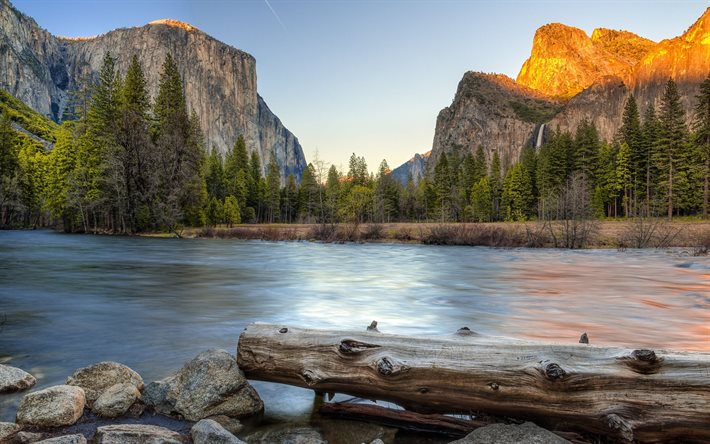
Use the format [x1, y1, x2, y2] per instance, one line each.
[573, 119, 600, 182]
[433, 152, 452, 221]
[266, 153, 281, 223]
[619, 95, 644, 211]
[616, 142, 632, 217]
[641, 105, 659, 214]
[248, 150, 262, 220]
[470, 176, 493, 222]
[502, 163, 534, 221]
[693, 73, 710, 219]
[205, 148, 226, 201]
[489, 151, 502, 221]
[655, 79, 688, 220]
[223, 195, 240, 227]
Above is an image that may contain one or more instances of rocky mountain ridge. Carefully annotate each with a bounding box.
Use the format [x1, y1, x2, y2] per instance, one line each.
[421, 6, 710, 175]
[0, 0, 306, 180]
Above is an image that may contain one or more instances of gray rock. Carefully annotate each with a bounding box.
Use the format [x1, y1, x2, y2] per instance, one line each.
[94, 424, 185, 444]
[0, 3, 306, 181]
[0, 422, 21, 441]
[0, 364, 36, 393]
[143, 349, 263, 421]
[317, 418, 396, 444]
[35, 435, 87, 444]
[207, 415, 244, 435]
[16, 385, 86, 427]
[191, 419, 245, 444]
[448, 422, 570, 444]
[92, 383, 140, 418]
[15, 431, 47, 443]
[66, 362, 143, 404]
[245, 425, 327, 444]
[370, 440, 385, 444]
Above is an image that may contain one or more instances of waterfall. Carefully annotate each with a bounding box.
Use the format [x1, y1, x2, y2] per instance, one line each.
[535, 123, 545, 148]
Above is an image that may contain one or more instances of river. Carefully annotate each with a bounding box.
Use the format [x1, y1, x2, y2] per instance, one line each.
[0, 230, 708, 425]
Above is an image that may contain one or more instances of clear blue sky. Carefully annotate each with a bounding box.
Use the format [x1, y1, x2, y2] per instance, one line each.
[12, 0, 709, 171]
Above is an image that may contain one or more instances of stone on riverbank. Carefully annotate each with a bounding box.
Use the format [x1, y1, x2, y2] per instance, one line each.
[0, 422, 21, 441]
[191, 419, 246, 444]
[16, 385, 85, 427]
[244, 425, 327, 444]
[36, 434, 87, 444]
[91, 383, 141, 418]
[94, 424, 185, 444]
[208, 415, 244, 434]
[0, 364, 36, 393]
[448, 422, 571, 444]
[66, 362, 143, 404]
[142, 349, 263, 421]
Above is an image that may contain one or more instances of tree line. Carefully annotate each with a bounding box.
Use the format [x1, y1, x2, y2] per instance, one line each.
[2, 67, 710, 232]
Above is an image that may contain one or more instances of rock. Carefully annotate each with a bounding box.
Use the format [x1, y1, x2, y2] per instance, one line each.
[94, 424, 185, 444]
[142, 349, 263, 421]
[0, 364, 36, 393]
[317, 418, 396, 444]
[191, 419, 245, 444]
[0, 422, 21, 441]
[35, 435, 87, 444]
[207, 415, 244, 435]
[16, 385, 86, 427]
[245, 425, 327, 444]
[91, 383, 141, 418]
[448, 422, 571, 444]
[370, 440, 385, 444]
[0, 2, 306, 181]
[391, 151, 430, 186]
[15, 431, 47, 443]
[66, 362, 143, 404]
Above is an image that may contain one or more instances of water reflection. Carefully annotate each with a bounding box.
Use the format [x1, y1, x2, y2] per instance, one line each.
[0, 231, 708, 421]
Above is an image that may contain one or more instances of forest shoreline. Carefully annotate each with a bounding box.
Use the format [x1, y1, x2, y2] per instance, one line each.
[148, 220, 710, 251]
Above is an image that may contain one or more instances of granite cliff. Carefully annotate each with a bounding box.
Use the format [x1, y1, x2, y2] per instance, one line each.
[391, 150, 430, 185]
[422, 6, 710, 174]
[0, 0, 306, 180]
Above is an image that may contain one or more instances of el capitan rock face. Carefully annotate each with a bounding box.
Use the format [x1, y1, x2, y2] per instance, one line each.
[0, 0, 306, 180]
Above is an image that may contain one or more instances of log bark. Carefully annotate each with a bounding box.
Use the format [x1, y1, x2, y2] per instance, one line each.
[237, 323, 710, 443]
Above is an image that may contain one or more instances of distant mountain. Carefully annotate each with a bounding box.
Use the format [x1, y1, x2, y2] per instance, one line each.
[391, 150, 431, 185]
[428, 7, 710, 172]
[0, 0, 306, 180]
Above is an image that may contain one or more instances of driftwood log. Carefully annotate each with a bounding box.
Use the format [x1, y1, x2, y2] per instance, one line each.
[236, 323, 710, 443]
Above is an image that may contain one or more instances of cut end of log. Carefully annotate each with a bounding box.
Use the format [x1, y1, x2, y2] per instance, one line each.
[579, 333, 589, 344]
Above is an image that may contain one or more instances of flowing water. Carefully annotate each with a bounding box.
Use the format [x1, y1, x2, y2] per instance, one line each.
[0, 230, 708, 425]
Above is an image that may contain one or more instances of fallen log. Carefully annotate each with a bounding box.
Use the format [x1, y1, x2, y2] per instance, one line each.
[237, 323, 710, 443]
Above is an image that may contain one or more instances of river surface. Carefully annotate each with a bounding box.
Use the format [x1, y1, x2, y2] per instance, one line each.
[0, 230, 708, 425]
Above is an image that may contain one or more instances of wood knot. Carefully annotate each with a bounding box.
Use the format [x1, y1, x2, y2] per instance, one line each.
[544, 363, 567, 380]
[301, 369, 322, 386]
[620, 349, 663, 374]
[279, 327, 288, 333]
[579, 332, 589, 344]
[632, 349, 657, 362]
[489, 382, 499, 390]
[338, 339, 380, 355]
[456, 326, 476, 336]
[417, 387, 429, 394]
[606, 413, 634, 442]
[377, 357, 394, 375]
[367, 320, 379, 332]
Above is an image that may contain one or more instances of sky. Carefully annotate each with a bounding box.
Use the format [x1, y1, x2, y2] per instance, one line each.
[11, 0, 710, 172]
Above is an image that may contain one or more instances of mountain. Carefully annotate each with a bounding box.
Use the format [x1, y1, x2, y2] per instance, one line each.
[0, 0, 306, 180]
[425, 6, 710, 173]
[391, 150, 430, 185]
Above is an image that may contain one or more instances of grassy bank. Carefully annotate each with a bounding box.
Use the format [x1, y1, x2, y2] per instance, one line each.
[181, 220, 710, 252]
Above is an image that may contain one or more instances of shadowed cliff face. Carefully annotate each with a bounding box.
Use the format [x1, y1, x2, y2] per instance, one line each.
[391, 150, 430, 185]
[0, 0, 306, 180]
[430, 72, 561, 169]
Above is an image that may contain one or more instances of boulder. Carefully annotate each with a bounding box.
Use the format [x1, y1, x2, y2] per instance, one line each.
[208, 415, 244, 435]
[15, 431, 47, 443]
[65, 362, 143, 403]
[0, 422, 21, 441]
[244, 425, 327, 444]
[16, 385, 85, 427]
[191, 419, 246, 444]
[448, 422, 571, 444]
[91, 383, 140, 418]
[94, 424, 185, 444]
[142, 349, 262, 421]
[0, 364, 36, 393]
[317, 418, 396, 444]
[35, 435, 87, 444]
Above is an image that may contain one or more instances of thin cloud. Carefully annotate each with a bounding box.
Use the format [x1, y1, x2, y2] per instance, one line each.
[263, 0, 287, 32]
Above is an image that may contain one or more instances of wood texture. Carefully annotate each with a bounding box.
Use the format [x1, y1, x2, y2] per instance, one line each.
[237, 323, 710, 443]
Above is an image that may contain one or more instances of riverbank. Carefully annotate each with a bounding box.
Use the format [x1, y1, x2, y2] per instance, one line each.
[181, 220, 710, 251]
